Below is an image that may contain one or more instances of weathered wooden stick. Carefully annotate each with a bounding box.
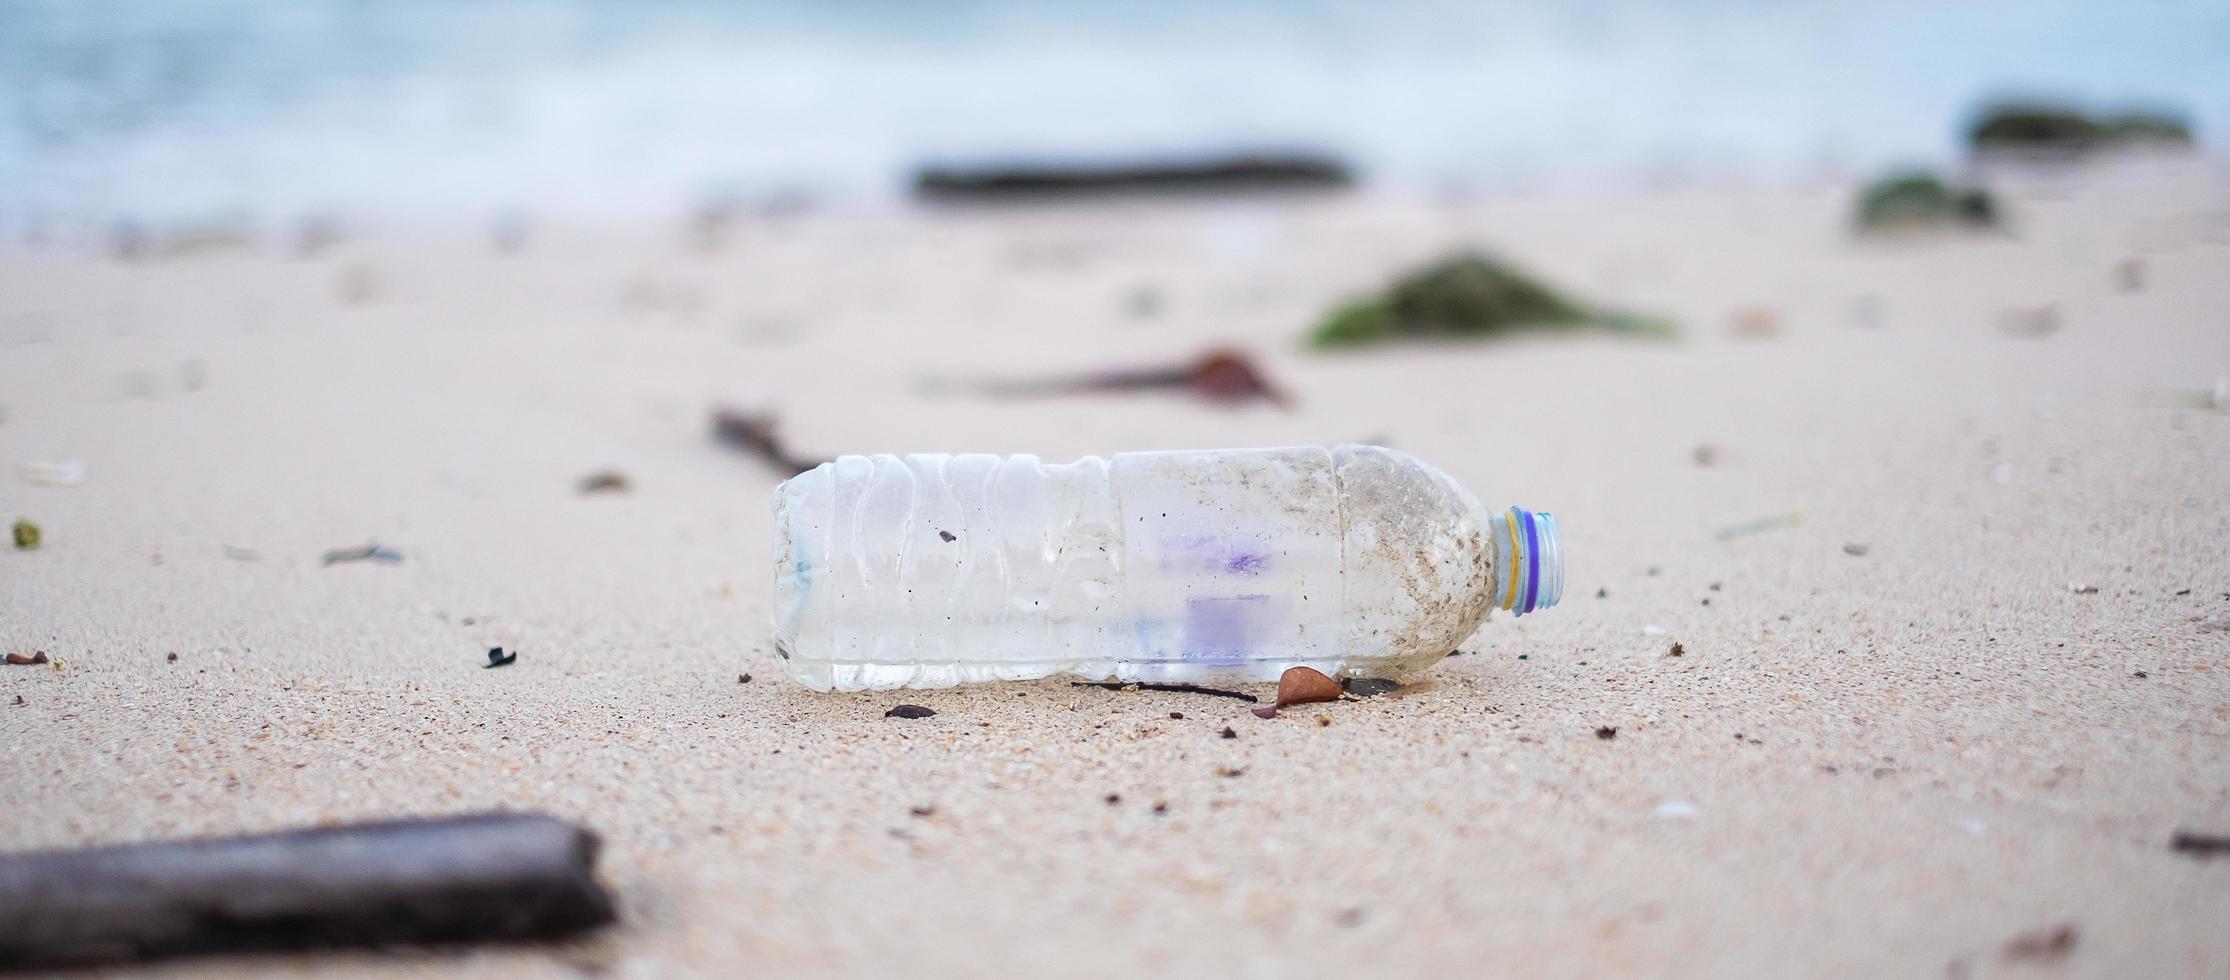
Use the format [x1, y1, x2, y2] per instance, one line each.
[0, 811, 616, 969]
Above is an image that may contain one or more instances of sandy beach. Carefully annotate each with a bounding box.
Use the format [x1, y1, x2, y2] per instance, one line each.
[3, 163, 2228, 977]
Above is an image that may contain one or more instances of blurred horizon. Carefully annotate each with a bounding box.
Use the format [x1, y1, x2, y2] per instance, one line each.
[2, 0, 2225, 232]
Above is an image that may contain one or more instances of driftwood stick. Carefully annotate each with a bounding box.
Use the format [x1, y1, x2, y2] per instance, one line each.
[0, 811, 615, 969]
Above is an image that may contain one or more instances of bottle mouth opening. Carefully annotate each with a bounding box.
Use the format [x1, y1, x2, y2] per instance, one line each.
[1503, 506, 1564, 616]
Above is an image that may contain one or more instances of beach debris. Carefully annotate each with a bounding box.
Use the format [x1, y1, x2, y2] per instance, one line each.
[1667, 643, 1685, 657]
[322, 543, 401, 566]
[578, 470, 631, 494]
[710, 408, 826, 477]
[12, 519, 40, 550]
[2133, 670, 2148, 679]
[954, 347, 1288, 409]
[18, 459, 84, 487]
[0, 811, 615, 969]
[223, 545, 260, 561]
[1843, 542, 1870, 556]
[1997, 304, 2060, 339]
[2170, 830, 2230, 857]
[2068, 583, 2099, 595]
[1168, 711, 1185, 720]
[885, 704, 937, 719]
[6, 652, 49, 666]
[1730, 307, 1782, 338]
[912, 152, 1353, 202]
[1309, 251, 1673, 348]
[1594, 726, 1619, 740]
[1123, 284, 1164, 319]
[1691, 444, 1719, 467]
[1655, 800, 1699, 819]
[337, 264, 379, 305]
[483, 647, 517, 669]
[1853, 171, 1998, 233]
[167, 652, 178, 662]
[1315, 714, 1333, 727]
[1340, 677, 1402, 698]
[2000, 923, 2077, 963]
[1216, 765, 1246, 778]
[938, 530, 956, 543]
[1104, 794, 1121, 805]
[738, 673, 753, 684]
[1250, 666, 1343, 718]
[1153, 802, 1169, 815]
[1069, 681, 1259, 703]
[2114, 258, 2145, 294]
[1221, 727, 1238, 739]
[1715, 511, 1802, 540]
[1969, 102, 2193, 157]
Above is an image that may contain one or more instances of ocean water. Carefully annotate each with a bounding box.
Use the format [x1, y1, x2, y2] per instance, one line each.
[1, 0, 2224, 230]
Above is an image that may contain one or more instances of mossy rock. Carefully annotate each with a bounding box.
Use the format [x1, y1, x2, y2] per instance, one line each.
[1969, 102, 2195, 155]
[1308, 253, 1669, 348]
[1854, 171, 1998, 233]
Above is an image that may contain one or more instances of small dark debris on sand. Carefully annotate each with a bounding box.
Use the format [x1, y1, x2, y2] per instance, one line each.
[12, 519, 40, 551]
[167, 652, 178, 662]
[0, 811, 614, 969]
[1595, 726, 1619, 740]
[1152, 802, 1169, 815]
[2001, 923, 2077, 962]
[578, 470, 631, 494]
[1104, 794, 1121, 805]
[1217, 765, 1246, 778]
[1251, 666, 1343, 718]
[6, 652, 49, 666]
[1221, 727, 1238, 739]
[1167, 711, 1184, 720]
[913, 152, 1352, 202]
[1667, 643, 1685, 657]
[2170, 830, 2230, 857]
[1843, 542, 1870, 557]
[322, 543, 401, 566]
[938, 530, 956, 542]
[1340, 677, 1402, 698]
[738, 673, 752, 684]
[908, 805, 936, 818]
[2133, 670, 2148, 679]
[964, 347, 1288, 409]
[1070, 681, 1258, 703]
[1970, 102, 2193, 157]
[1853, 171, 1998, 234]
[1309, 251, 1672, 349]
[885, 704, 937, 719]
[710, 408, 827, 477]
[483, 647, 517, 669]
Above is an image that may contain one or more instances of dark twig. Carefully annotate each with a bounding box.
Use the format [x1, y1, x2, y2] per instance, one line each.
[0, 812, 615, 969]
[2170, 830, 2230, 857]
[710, 408, 826, 477]
[1070, 681, 1259, 704]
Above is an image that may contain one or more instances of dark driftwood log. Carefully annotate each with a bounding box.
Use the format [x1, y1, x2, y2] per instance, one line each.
[913, 153, 1353, 201]
[0, 811, 615, 969]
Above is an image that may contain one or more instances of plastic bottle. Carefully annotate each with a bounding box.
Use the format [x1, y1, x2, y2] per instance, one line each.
[772, 444, 1562, 691]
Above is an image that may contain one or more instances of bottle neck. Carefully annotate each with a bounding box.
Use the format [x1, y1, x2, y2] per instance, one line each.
[1488, 506, 1563, 617]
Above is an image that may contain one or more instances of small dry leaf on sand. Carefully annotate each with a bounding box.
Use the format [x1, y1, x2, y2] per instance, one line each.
[1251, 666, 1344, 718]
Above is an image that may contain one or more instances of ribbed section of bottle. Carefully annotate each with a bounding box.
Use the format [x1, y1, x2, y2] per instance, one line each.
[771, 445, 1548, 691]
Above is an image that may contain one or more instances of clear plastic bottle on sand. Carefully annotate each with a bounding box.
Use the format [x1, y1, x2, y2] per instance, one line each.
[772, 444, 1562, 691]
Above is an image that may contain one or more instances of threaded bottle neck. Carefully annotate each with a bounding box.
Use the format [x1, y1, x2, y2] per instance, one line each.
[1491, 506, 1564, 616]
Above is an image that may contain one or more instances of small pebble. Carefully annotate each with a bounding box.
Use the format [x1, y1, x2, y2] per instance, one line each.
[885, 704, 936, 719]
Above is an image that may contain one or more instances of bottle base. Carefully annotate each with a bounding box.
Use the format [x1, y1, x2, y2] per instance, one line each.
[783, 655, 1443, 692]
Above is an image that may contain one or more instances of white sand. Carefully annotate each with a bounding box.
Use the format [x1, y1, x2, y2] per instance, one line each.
[3, 163, 2229, 977]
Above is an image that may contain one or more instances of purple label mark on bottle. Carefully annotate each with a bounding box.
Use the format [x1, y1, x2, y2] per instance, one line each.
[1158, 533, 1272, 576]
[1183, 594, 1269, 665]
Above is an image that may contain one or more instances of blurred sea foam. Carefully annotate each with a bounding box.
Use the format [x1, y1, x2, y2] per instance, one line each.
[2, 0, 2224, 230]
